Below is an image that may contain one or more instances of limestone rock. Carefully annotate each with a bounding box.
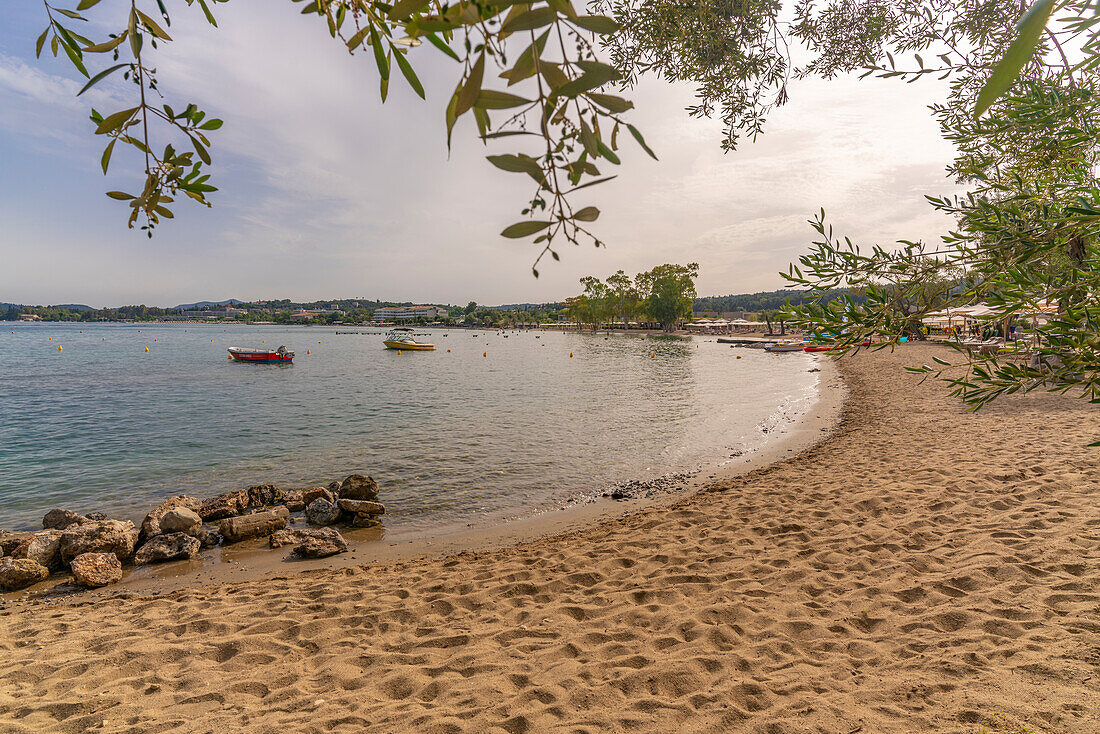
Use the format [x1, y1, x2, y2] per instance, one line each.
[69, 552, 123, 588]
[12, 530, 64, 572]
[199, 490, 247, 522]
[85, 512, 109, 521]
[219, 507, 289, 543]
[0, 557, 49, 590]
[270, 526, 343, 549]
[195, 528, 222, 548]
[59, 520, 140, 564]
[294, 532, 347, 558]
[326, 479, 342, 495]
[142, 495, 202, 538]
[302, 487, 333, 507]
[0, 531, 34, 556]
[282, 489, 306, 513]
[336, 499, 385, 516]
[338, 474, 378, 501]
[134, 533, 201, 565]
[160, 507, 202, 536]
[351, 515, 383, 529]
[42, 509, 90, 530]
[306, 498, 341, 526]
[246, 484, 283, 509]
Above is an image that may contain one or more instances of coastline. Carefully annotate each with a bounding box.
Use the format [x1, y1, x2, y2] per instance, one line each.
[3, 344, 1096, 733]
[2, 352, 844, 604]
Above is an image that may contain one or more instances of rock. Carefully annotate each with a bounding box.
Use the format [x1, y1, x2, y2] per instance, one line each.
[134, 533, 201, 565]
[282, 489, 305, 512]
[42, 509, 90, 530]
[270, 526, 344, 549]
[142, 495, 203, 539]
[326, 479, 342, 495]
[336, 499, 385, 516]
[351, 515, 383, 529]
[12, 530, 64, 571]
[160, 507, 202, 536]
[195, 528, 222, 548]
[338, 474, 378, 501]
[219, 507, 289, 543]
[305, 499, 341, 526]
[59, 520, 140, 564]
[293, 528, 347, 558]
[302, 487, 333, 507]
[69, 552, 123, 588]
[199, 490, 247, 522]
[0, 557, 49, 590]
[85, 512, 109, 521]
[0, 531, 34, 556]
[246, 484, 283, 509]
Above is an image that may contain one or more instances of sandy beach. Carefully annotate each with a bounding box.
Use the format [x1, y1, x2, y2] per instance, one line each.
[1, 343, 1097, 733]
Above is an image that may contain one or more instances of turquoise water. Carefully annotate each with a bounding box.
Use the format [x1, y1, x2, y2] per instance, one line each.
[0, 323, 820, 532]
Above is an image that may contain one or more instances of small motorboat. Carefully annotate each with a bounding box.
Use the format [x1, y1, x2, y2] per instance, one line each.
[764, 343, 805, 353]
[383, 328, 435, 350]
[228, 346, 294, 363]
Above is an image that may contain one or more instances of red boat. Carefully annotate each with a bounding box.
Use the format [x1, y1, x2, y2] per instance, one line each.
[228, 346, 294, 363]
[804, 341, 872, 352]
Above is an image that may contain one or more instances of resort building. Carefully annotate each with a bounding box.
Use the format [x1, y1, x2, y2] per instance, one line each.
[373, 305, 449, 321]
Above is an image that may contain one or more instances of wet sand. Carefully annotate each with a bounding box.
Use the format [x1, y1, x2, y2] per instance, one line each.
[1, 344, 1097, 732]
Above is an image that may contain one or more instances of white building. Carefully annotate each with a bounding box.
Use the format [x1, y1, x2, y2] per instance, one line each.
[373, 305, 449, 321]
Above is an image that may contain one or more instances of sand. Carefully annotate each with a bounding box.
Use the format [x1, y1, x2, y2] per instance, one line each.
[0, 343, 1097, 733]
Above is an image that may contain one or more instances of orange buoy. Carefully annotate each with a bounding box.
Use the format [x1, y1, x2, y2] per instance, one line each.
[57, 345, 62, 351]
[570, 353, 573, 358]
[651, 354, 655, 358]
[48, 336, 51, 340]
[483, 352, 487, 357]
[307, 349, 311, 355]
[446, 349, 451, 353]
[736, 355, 742, 359]
[145, 347, 150, 353]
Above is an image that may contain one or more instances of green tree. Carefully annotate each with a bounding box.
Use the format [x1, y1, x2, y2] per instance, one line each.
[636, 263, 698, 331]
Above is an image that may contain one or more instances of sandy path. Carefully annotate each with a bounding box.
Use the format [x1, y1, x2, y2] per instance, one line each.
[0, 344, 1097, 733]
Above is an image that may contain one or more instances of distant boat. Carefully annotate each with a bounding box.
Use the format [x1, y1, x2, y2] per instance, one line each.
[228, 346, 294, 363]
[384, 328, 435, 351]
[764, 343, 804, 353]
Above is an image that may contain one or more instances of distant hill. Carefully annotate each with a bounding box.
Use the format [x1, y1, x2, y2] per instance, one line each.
[55, 304, 94, 311]
[694, 289, 864, 313]
[173, 299, 244, 310]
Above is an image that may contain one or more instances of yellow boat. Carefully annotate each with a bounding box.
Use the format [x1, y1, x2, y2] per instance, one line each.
[383, 327, 435, 350]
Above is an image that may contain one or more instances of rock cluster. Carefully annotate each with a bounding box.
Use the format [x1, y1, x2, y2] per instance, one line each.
[0, 474, 383, 595]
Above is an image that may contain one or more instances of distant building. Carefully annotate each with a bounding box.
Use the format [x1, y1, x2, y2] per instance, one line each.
[18, 313, 40, 321]
[373, 305, 449, 321]
[182, 307, 244, 319]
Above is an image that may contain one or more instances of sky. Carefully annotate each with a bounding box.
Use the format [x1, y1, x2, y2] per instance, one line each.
[0, 1, 960, 308]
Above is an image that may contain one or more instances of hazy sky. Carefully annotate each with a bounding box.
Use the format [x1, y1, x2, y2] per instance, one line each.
[0, 2, 959, 308]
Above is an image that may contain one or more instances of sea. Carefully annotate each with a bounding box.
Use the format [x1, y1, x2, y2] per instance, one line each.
[0, 323, 822, 533]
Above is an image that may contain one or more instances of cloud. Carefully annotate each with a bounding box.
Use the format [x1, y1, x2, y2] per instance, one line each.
[1, 1, 966, 306]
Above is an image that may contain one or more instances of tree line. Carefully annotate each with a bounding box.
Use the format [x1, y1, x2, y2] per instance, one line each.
[564, 263, 699, 332]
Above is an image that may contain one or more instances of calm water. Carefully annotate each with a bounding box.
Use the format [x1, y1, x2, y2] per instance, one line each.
[0, 323, 820, 532]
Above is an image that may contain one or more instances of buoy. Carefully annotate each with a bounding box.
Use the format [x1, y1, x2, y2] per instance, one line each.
[101, 337, 104, 341]
[262, 340, 265, 343]
[398, 349, 402, 354]
[57, 345, 62, 351]
[211, 339, 214, 342]
[570, 353, 573, 358]
[446, 349, 451, 353]
[228, 354, 232, 360]
[483, 352, 487, 357]
[307, 349, 311, 355]
[737, 355, 742, 359]
[48, 336, 51, 340]
[651, 354, 655, 358]
[154, 338, 157, 342]
[145, 347, 150, 353]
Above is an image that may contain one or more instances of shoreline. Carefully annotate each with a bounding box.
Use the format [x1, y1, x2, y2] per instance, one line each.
[3, 353, 845, 605]
[2, 344, 1098, 732]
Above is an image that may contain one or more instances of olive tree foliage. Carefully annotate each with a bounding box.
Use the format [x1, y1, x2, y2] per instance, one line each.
[36, 0, 656, 272]
[757, 0, 1100, 419]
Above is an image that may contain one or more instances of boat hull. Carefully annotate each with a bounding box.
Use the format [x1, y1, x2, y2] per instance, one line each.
[228, 348, 294, 363]
[383, 341, 434, 350]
